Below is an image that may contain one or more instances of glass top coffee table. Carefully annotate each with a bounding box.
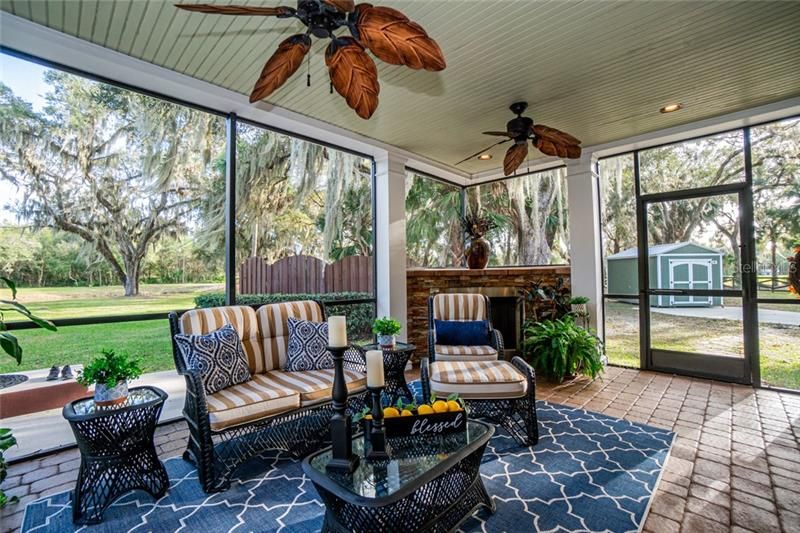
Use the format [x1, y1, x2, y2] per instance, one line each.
[302, 420, 495, 533]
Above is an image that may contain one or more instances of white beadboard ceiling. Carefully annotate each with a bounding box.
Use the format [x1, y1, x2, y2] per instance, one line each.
[2, 0, 799, 176]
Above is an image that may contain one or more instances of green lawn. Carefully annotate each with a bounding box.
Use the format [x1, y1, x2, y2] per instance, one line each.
[1, 320, 173, 374]
[2, 283, 218, 374]
[605, 301, 800, 390]
[8, 283, 222, 320]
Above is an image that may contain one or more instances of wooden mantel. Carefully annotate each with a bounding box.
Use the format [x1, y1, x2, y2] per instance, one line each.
[406, 266, 571, 361]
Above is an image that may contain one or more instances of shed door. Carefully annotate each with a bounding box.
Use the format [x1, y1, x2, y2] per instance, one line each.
[669, 259, 712, 305]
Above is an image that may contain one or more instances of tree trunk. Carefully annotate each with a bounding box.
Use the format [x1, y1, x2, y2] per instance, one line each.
[122, 258, 141, 297]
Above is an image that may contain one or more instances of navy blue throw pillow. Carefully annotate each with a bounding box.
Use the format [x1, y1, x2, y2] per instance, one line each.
[434, 320, 490, 346]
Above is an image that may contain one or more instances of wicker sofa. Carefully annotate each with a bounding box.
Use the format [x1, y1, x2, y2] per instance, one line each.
[168, 300, 368, 493]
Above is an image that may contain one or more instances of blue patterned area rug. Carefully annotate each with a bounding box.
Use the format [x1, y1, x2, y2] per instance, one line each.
[22, 401, 673, 533]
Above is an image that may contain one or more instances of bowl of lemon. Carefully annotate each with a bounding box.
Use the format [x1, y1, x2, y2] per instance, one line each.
[367, 394, 467, 438]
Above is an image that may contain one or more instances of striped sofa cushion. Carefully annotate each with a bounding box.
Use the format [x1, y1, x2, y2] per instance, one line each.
[431, 293, 487, 321]
[179, 306, 262, 375]
[434, 344, 498, 362]
[430, 360, 527, 400]
[257, 368, 367, 407]
[256, 301, 324, 372]
[205, 374, 300, 431]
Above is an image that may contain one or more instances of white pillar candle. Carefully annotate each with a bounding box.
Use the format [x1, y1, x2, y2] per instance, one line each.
[366, 350, 385, 388]
[328, 316, 348, 347]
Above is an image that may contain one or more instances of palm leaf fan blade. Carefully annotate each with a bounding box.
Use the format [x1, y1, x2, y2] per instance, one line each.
[326, 37, 380, 119]
[175, 4, 294, 16]
[532, 124, 581, 147]
[564, 144, 582, 159]
[250, 34, 311, 103]
[533, 137, 564, 158]
[503, 143, 528, 176]
[353, 4, 445, 71]
[323, 0, 355, 12]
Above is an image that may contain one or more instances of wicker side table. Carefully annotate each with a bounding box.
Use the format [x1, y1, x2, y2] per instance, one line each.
[63, 386, 169, 524]
[356, 343, 416, 405]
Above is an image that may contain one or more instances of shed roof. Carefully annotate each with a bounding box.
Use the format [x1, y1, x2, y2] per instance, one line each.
[607, 242, 723, 260]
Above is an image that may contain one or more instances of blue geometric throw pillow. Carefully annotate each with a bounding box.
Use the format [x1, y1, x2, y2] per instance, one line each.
[174, 323, 252, 395]
[285, 317, 333, 372]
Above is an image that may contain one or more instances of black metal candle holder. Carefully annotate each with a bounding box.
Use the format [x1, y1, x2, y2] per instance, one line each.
[326, 345, 359, 474]
[366, 386, 391, 461]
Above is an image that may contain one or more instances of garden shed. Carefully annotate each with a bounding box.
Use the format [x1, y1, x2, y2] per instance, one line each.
[607, 242, 725, 307]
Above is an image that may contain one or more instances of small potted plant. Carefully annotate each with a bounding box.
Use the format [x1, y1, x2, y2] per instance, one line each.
[372, 317, 401, 348]
[77, 349, 142, 407]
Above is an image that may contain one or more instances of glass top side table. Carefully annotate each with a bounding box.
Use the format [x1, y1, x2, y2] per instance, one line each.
[356, 342, 416, 405]
[63, 385, 169, 524]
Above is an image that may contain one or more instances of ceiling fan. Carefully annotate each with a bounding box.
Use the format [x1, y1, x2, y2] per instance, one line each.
[456, 102, 582, 176]
[176, 1, 445, 119]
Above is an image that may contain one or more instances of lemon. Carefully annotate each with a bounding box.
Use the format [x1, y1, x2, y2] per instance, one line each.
[417, 404, 434, 415]
[383, 407, 400, 418]
[446, 400, 462, 412]
[401, 409, 413, 417]
[432, 400, 449, 413]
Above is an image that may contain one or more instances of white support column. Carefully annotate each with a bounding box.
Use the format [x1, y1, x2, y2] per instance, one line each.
[566, 153, 604, 337]
[374, 151, 409, 340]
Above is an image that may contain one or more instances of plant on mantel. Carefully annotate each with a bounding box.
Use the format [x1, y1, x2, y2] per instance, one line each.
[0, 277, 57, 508]
[521, 276, 588, 323]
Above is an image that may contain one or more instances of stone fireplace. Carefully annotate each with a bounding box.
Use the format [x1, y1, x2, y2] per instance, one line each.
[406, 266, 571, 362]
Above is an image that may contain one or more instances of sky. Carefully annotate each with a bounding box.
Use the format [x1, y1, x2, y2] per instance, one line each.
[0, 53, 49, 224]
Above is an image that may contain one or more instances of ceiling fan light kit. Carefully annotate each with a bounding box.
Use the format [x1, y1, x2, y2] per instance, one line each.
[176, 1, 445, 119]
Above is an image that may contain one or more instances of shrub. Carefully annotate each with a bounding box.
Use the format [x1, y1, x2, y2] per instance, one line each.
[194, 292, 375, 341]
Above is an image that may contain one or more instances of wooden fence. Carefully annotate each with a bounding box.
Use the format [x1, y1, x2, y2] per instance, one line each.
[240, 255, 373, 295]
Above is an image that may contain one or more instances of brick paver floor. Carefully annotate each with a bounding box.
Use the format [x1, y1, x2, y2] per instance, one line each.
[1, 366, 798, 532]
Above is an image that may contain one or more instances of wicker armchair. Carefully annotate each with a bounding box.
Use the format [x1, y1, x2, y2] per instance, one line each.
[422, 293, 538, 445]
[427, 293, 505, 361]
[169, 300, 367, 493]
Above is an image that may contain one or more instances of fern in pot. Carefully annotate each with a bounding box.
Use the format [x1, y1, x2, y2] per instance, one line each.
[522, 315, 605, 383]
[77, 349, 142, 407]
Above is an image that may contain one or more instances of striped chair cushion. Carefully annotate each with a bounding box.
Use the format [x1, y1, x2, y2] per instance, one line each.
[179, 306, 262, 375]
[434, 344, 498, 362]
[256, 301, 324, 372]
[205, 374, 300, 431]
[258, 368, 367, 407]
[429, 360, 527, 400]
[431, 293, 487, 321]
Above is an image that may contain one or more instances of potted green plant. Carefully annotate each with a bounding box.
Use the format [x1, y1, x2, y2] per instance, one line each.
[372, 316, 402, 348]
[522, 315, 605, 383]
[77, 349, 143, 407]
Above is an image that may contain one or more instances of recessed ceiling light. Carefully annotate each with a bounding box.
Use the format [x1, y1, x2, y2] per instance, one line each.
[660, 103, 683, 113]
[478, 153, 492, 160]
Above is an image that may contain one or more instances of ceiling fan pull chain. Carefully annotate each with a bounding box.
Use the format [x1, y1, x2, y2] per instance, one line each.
[306, 53, 311, 87]
[330, 81, 334, 94]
